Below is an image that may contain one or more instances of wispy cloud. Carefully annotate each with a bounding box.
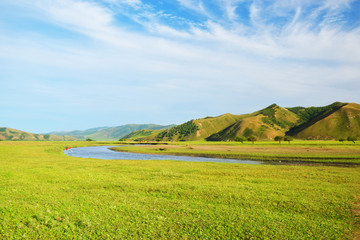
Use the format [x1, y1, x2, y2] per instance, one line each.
[177, 0, 208, 15]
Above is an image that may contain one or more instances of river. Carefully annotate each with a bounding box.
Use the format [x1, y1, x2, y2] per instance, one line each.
[64, 145, 262, 164]
[64, 145, 358, 166]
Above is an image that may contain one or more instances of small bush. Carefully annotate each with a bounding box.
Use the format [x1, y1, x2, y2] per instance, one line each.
[234, 136, 246, 143]
[347, 136, 357, 144]
[284, 136, 294, 143]
[247, 135, 257, 144]
[274, 136, 284, 144]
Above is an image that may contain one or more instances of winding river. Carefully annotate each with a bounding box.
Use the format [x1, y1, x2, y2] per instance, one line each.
[64, 145, 262, 164]
[64, 145, 359, 166]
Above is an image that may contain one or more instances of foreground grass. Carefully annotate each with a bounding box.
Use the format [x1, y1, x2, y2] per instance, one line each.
[114, 140, 360, 164]
[0, 141, 359, 239]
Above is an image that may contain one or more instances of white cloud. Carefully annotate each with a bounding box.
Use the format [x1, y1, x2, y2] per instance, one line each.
[249, 2, 260, 26]
[177, 0, 208, 16]
[35, 0, 113, 33]
[218, 0, 242, 21]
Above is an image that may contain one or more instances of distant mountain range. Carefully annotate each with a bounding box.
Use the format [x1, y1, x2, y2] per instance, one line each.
[0, 127, 77, 141]
[124, 102, 360, 141]
[48, 124, 175, 141]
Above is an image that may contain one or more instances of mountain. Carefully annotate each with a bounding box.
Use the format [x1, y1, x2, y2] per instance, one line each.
[125, 102, 360, 141]
[48, 127, 109, 139]
[49, 124, 175, 141]
[0, 127, 77, 141]
[207, 104, 299, 141]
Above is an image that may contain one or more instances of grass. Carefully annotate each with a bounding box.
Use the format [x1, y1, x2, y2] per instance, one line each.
[0, 141, 360, 239]
[114, 140, 360, 164]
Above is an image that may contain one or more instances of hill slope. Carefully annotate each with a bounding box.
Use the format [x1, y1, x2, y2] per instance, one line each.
[48, 127, 109, 138]
[289, 103, 360, 139]
[207, 104, 299, 141]
[122, 129, 164, 140]
[0, 127, 77, 141]
[126, 102, 360, 141]
[134, 114, 245, 141]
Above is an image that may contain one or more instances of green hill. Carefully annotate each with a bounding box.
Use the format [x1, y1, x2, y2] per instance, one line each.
[289, 103, 360, 139]
[207, 104, 299, 141]
[135, 114, 244, 141]
[125, 102, 360, 141]
[286, 101, 346, 136]
[48, 127, 109, 139]
[122, 129, 164, 140]
[0, 127, 77, 141]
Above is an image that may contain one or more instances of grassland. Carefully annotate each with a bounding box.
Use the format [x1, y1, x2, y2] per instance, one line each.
[114, 140, 360, 164]
[0, 141, 360, 239]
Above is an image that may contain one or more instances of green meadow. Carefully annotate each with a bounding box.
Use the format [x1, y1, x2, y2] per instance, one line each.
[0, 141, 360, 239]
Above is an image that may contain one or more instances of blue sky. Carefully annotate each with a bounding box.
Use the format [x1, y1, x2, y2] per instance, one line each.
[1, 0, 360, 133]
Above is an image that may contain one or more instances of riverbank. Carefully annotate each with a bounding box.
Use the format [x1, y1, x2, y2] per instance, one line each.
[112, 140, 360, 164]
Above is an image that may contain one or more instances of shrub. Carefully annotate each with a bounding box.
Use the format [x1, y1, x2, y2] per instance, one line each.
[274, 136, 284, 144]
[284, 136, 294, 143]
[234, 136, 246, 143]
[347, 136, 357, 144]
[247, 135, 257, 144]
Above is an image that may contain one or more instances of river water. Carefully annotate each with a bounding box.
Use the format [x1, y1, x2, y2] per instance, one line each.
[64, 145, 262, 164]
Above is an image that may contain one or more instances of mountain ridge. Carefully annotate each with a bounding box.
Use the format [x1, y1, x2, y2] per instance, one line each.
[49, 124, 176, 141]
[0, 127, 77, 141]
[125, 102, 360, 141]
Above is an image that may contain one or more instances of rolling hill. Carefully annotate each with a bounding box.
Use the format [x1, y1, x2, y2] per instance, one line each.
[207, 104, 299, 141]
[0, 127, 77, 141]
[49, 124, 175, 141]
[122, 129, 165, 140]
[125, 102, 360, 141]
[289, 103, 360, 139]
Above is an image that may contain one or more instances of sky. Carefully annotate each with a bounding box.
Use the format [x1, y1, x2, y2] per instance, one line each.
[1, 0, 360, 133]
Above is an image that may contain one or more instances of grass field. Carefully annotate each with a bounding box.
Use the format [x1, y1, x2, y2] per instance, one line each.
[0, 141, 359, 239]
[114, 140, 360, 164]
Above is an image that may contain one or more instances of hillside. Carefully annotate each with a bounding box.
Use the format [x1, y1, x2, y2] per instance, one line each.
[50, 124, 175, 141]
[290, 103, 360, 139]
[48, 127, 109, 139]
[133, 114, 245, 141]
[207, 104, 299, 141]
[0, 127, 77, 141]
[125, 102, 360, 141]
[131, 104, 300, 141]
[122, 129, 164, 140]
